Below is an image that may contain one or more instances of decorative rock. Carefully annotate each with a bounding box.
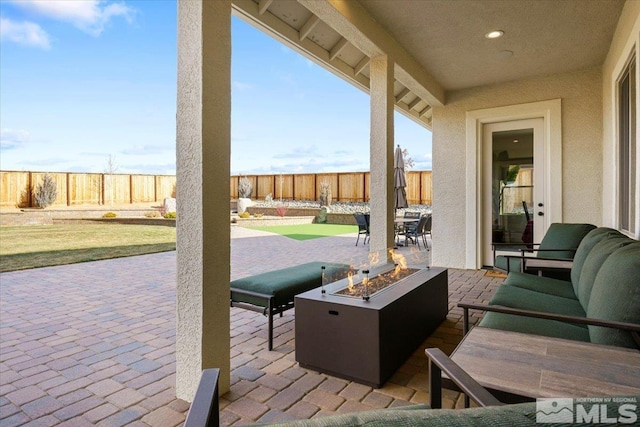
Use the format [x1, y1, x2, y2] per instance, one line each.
[163, 198, 176, 214]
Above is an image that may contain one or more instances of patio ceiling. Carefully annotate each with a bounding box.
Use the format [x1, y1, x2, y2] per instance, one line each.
[232, 0, 625, 130]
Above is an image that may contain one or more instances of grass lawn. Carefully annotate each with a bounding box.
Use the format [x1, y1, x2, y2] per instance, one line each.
[247, 223, 356, 241]
[0, 224, 176, 272]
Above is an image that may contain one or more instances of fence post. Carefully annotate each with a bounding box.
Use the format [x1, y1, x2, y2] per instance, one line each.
[129, 175, 134, 204]
[28, 172, 33, 207]
[66, 173, 71, 206]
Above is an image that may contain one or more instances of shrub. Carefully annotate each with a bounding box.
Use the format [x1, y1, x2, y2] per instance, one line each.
[34, 174, 57, 208]
[276, 205, 287, 217]
[239, 211, 250, 219]
[319, 181, 332, 207]
[164, 212, 176, 219]
[103, 212, 117, 218]
[145, 211, 161, 218]
[238, 176, 253, 199]
[254, 213, 264, 218]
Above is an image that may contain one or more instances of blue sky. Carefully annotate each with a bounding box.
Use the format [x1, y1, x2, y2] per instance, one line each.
[0, 0, 432, 175]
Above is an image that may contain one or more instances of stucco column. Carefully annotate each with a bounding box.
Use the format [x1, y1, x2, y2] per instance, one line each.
[369, 55, 395, 255]
[176, 0, 231, 400]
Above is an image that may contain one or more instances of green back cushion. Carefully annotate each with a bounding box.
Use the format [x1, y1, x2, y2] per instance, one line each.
[587, 242, 640, 348]
[571, 227, 623, 293]
[576, 236, 633, 309]
[538, 223, 596, 259]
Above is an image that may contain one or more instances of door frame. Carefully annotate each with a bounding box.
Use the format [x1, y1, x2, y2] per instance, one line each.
[482, 118, 543, 267]
[465, 99, 563, 269]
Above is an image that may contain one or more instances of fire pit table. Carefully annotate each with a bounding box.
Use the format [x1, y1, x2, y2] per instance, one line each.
[295, 264, 448, 388]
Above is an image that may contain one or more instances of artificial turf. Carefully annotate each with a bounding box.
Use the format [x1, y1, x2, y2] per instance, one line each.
[246, 223, 356, 241]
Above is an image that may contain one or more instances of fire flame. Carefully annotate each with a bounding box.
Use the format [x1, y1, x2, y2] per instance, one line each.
[388, 249, 408, 277]
[347, 265, 358, 291]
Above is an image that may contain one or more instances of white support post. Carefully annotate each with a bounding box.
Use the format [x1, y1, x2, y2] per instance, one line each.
[176, 0, 231, 400]
[369, 55, 395, 256]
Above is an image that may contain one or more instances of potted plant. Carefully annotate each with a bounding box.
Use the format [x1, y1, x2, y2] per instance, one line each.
[237, 176, 253, 214]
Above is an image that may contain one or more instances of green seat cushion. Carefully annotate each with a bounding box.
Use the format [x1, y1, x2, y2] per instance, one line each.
[538, 223, 596, 259]
[259, 402, 542, 427]
[479, 312, 590, 342]
[587, 242, 640, 349]
[503, 272, 576, 300]
[576, 236, 634, 309]
[571, 227, 624, 292]
[489, 285, 586, 317]
[230, 262, 350, 308]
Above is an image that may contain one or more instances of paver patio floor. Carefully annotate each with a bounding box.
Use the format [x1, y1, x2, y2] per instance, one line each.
[0, 226, 503, 426]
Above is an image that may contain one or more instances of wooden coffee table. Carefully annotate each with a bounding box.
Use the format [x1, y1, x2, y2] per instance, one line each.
[444, 327, 640, 402]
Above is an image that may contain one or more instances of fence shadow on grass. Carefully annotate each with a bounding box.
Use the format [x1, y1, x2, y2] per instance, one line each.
[0, 243, 176, 273]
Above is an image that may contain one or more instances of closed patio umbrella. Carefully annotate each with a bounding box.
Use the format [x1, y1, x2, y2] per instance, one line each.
[394, 145, 408, 212]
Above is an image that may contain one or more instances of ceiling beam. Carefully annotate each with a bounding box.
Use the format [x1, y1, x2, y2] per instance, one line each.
[354, 56, 369, 76]
[407, 97, 422, 111]
[298, 0, 445, 106]
[395, 87, 411, 103]
[299, 14, 320, 41]
[329, 37, 349, 61]
[258, 0, 273, 15]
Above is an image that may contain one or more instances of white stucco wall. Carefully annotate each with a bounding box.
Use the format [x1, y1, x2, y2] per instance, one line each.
[432, 68, 603, 268]
[602, 1, 640, 235]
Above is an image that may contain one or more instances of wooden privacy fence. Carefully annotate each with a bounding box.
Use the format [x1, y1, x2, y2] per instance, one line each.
[0, 171, 176, 208]
[1, 170, 432, 208]
[231, 171, 433, 205]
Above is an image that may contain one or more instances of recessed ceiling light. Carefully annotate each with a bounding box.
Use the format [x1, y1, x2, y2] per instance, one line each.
[513, 139, 519, 143]
[498, 50, 514, 59]
[485, 30, 504, 39]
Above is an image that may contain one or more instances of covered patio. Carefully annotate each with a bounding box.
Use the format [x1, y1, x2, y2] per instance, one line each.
[176, 0, 640, 401]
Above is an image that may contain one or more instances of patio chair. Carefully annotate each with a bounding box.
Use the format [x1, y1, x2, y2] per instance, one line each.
[397, 211, 421, 246]
[422, 214, 432, 249]
[354, 213, 369, 246]
[403, 214, 430, 249]
[493, 222, 596, 280]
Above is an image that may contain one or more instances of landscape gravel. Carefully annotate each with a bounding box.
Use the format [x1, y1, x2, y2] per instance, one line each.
[252, 200, 432, 216]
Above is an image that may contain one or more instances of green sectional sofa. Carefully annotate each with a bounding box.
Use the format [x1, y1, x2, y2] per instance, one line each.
[462, 227, 640, 349]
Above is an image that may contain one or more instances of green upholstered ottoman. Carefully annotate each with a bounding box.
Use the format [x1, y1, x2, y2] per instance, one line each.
[230, 262, 351, 350]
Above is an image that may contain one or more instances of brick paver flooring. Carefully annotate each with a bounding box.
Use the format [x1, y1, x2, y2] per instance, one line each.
[1, 225, 503, 426]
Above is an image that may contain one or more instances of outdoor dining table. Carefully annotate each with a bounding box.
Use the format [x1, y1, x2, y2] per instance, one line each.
[394, 217, 419, 246]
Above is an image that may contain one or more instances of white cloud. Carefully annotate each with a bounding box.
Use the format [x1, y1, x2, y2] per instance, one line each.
[9, 0, 135, 36]
[0, 128, 32, 151]
[232, 81, 253, 91]
[0, 17, 51, 49]
[120, 144, 170, 156]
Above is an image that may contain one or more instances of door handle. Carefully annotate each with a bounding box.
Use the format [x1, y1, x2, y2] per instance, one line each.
[537, 211, 544, 216]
